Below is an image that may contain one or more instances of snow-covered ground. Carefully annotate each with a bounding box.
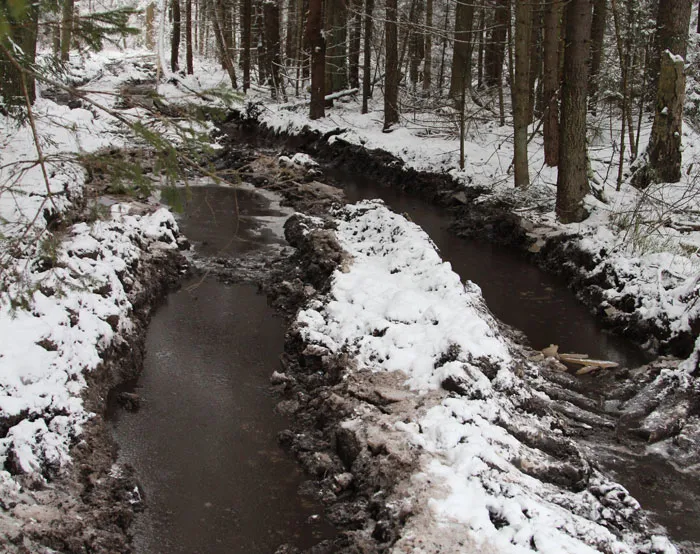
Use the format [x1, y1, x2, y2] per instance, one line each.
[295, 201, 677, 553]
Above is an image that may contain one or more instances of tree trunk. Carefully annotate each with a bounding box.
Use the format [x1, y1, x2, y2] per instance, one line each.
[528, 0, 543, 122]
[652, 0, 692, 89]
[556, 0, 593, 223]
[423, 0, 433, 92]
[513, 0, 533, 188]
[186, 0, 194, 73]
[349, 0, 362, 88]
[264, 0, 285, 99]
[449, 0, 475, 100]
[242, 0, 252, 91]
[647, 44, 689, 184]
[60, 0, 75, 62]
[476, 1, 486, 89]
[384, 0, 399, 129]
[409, 0, 424, 89]
[362, 0, 374, 113]
[213, 0, 238, 87]
[286, 0, 297, 66]
[171, 0, 181, 72]
[542, 0, 562, 167]
[307, 0, 325, 119]
[437, 2, 450, 89]
[588, 0, 606, 110]
[484, 0, 508, 88]
[325, 0, 348, 96]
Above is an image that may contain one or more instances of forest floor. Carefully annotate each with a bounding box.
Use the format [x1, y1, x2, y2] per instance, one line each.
[0, 48, 699, 553]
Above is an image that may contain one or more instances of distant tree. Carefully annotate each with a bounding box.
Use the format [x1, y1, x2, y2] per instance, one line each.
[588, 0, 607, 111]
[556, 0, 593, 223]
[423, 0, 433, 92]
[542, 0, 562, 167]
[484, 0, 508, 89]
[325, 0, 348, 96]
[513, 0, 532, 189]
[349, 0, 362, 89]
[242, 0, 252, 91]
[384, 0, 399, 129]
[449, 0, 475, 100]
[185, 0, 193, 73]
[307, 0, 325, 119]
[361, 0, 374, 113]
[171, 0, 181, 72]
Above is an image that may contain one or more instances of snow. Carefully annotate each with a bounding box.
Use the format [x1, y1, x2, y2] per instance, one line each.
[0, 51, 183, 489]
[297, 202, 677, 553]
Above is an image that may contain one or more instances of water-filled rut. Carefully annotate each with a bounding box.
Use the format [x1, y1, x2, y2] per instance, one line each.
[109, 186, 334, 553]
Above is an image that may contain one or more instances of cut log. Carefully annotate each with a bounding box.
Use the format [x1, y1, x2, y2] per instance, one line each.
[560, 354, 618, 369]
[576, 365, 601, 375]
[541, 344, 559, 358]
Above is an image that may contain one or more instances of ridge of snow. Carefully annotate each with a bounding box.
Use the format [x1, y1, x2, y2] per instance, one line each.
[297, 201, 676, 554]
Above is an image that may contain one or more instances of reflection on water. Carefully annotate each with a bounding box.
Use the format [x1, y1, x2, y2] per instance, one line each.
[339, 174, 651, 369]
[109, 186, 334, 553]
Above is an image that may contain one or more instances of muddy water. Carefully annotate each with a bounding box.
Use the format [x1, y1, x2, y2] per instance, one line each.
[109, 186, 334, 553]
[339, 174, 651, 368]
[337, 172, 700, 549]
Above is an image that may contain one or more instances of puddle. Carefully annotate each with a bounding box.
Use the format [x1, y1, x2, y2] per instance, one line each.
[108, 185, 334, 553]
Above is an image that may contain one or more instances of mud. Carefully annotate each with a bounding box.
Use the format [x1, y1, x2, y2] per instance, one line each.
[0, 226, 186, 554]
[218, 111, 697, 359]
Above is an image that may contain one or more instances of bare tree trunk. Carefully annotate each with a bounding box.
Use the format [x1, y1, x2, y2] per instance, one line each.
[437, 2, 450, 90]
[362, 0, 374, 113]
[556, 0, 593, 223]
[186, 0, 194, 74]
[171, 0, 182, 72]
[60, 0, 75, 62]
[528, 0, 543, 122]
[409, 0, 424, 89]
[264, 0, 285, 99]
[307, 0, 325, 119]
[423, 0, 433, 93]
[476, 0, 484, 89]
[588, 0, 606, 111]
[513, 0, 533, 188]
[349, 0, 362, 88]
[325, 0, 348, 96]
[542, 0, 562, 167]
[645, 1, 692, 184]
[384, 0, 399, 129]
[484, 0, 508, 88]
[213, 0, 238, 87]
[286, 0, 297, 66]
[242, 0, 252, 91]
[449, 0, 475, 100]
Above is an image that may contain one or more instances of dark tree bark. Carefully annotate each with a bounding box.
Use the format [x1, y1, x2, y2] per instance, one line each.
[384, 0, 399, 129]
[542, 0, 563, 167]
[513, 0, 533, 188]
[652, 0, 692, 88]
[476, 0, 485, 89]
[60, 0, 75, 62]
[588, 0, 606, 109]
[484, 0, 508, 88]
[556, 0, 593, 223]
[264, 0, 285, 99]
[449, 0, 475, 100]
[242, 0, 252, 91]
[409, 0, 424, 89]
[286, 0, 298, 65]
[171, 0, 182, 72]
[646, 1, 692, 184]
[186, 0, 194, 74]
[423, 0, 433, 92]
[528, 0, 543, 122]
[213, 0, 238, 87]
[325, 0, 348, 96]
[361, 0, 374, 113]
[146, 3, 156, 50]
[349, 0, 362, 88]
[307, 0, 325, 119]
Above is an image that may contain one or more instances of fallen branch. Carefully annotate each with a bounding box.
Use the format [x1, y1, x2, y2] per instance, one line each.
[280, 88, 360, 111]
